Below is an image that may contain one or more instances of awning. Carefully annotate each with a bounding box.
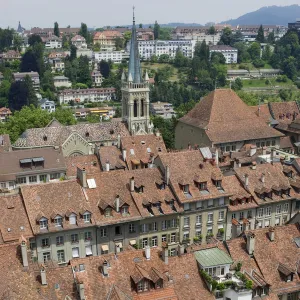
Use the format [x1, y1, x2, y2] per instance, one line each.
[32, 157, 44, 163]
[72, 247, 79, 258]
[20, 158, 32, 164]
[130, 240, 136, 245]
[85, 245, 92, 256]
[115, 242, 123, 248]
[101, 244, 109, 251]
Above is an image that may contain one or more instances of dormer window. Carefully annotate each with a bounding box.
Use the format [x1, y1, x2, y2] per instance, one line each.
[137, 280, 149, 292]
[215, 180, 222, 188]
[121, 206, 129, 215]
[83, 212, 91, 223]
[54, 216, 62, 227]
[199, 182, 207, 191]
[105, 208, 112, 217]
[39, 217, 48, 229]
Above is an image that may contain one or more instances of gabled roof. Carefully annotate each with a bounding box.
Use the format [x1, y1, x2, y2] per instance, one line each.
[179, 89, 283, 144]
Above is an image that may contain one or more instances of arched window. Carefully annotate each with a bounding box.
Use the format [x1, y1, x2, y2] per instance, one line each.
[141, 99, 144, 117]
[134, 100, 138, 117]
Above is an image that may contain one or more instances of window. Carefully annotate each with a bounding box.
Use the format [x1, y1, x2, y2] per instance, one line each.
[219, 211, 225, 220]
[142, 238, 148, 248]
[129, 223, 135, 233]
[43, 252, 51, 263]
[41, 238, 49, 248]
[207, 227, 213, 235]
[170, 219, 176, 228]
[71, 234, 78, 243]
[239, 211, 244, 220]
[56, 236, 64, 246]
[208, 199, 214, 207]
[161, 235, 167, 243]
[17, 177, 26, 184]
[39, 218, 48, 229]
[50, 173, 60, 180]
[184, 203, 190, 211]
[196, 201, 203, 209]
[72, 247, 79, 258]
[39, 174, 47, 182]
[265, 207, 271, 216]
[152, 236, 158, 247]
[183, 185, 190, 194]
[275, 218, 280, 226]
[69, 214, 76, 225]
[264, 219, 270, 228]
[141, 223, 148, 233]
[84, 232, 92, 241]
[115, 226, 122, 235]
[258, 208, 264, 217]
[85, 245, 93, 256]
[83, 212, 91, 223]
[219, 198, 225, 206]
[57, 250, 65, 263]
[169, 248, 176, 256]
[247, 210, 252, 219]
[207, 213, 213, 223]
[199, 182, 207, 191]
[196, 229, 202, 238]
[105, 208, 112, 217]
[183, 217, 190, 227]
[29, 176, 37, 183]
[170, 233, 176, 243]
[122, 206, 129, 215]
[283, 203, 289, 213]
[161, 220, 167, 230]
[196, 215, 202, 225]
[54, 216, 62, 227]
[183, 231, 190, 240]
[232, 213, 236, 220]
[276, 205, 282, 214]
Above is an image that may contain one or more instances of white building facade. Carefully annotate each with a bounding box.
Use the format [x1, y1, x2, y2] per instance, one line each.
[45, 37, 62, 49]
[93, 51, 129, 64]
[209, 45, 238, 64]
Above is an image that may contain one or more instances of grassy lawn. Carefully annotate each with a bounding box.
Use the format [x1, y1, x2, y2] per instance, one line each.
[227, 63, 274, 70]
[141, 62, 179, 81]
[242, 78, 297, 89]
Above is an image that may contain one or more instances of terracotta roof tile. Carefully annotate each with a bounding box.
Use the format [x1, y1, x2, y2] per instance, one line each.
[65, 154, 101, 177]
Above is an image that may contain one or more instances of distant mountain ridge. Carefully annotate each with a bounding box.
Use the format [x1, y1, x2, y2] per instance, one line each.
[221, 5, 300, 26]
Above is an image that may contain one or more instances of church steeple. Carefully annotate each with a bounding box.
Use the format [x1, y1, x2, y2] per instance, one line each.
[128, 6, 142, 84]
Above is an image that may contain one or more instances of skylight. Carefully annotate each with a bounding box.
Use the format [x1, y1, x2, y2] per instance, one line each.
[87, 178, 96, 189]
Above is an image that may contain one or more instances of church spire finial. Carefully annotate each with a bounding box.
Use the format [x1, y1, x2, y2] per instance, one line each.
[133, 6, 135, 25]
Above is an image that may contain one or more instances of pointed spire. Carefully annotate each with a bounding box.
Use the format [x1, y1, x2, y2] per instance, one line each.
[144, 70, 149, 81]
[127, 8, 142, 84]
[133, 6, 135, 25]
[128, 73, 133, 82]
[121, 71, 126, 82]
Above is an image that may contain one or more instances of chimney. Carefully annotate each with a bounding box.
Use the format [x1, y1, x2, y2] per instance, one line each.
[40, 265, 47, 285]
[251, 161, 257, 170]
[246, 232, 255, 255]
[271, 148, 276, 162]
[162, 243, 168, 264]
[145, 245, 151, 260]
[122, 148, 127, 162]
[245, 174, 249, 187]
[130, 177, 135, 192]
[250, 145, 257, 157]
[261, 173, 265, 183]
[102, 260, 108, 276]
[115, 195, 120, 212]
[165, 165, 170, 185]
[268, 227, 275, 241]
[178, 244, 185, 256]
[79, 282, 85, 300]
[77, 167, 87, 188]
[262, 146, 267, 155]
[155, 129, 161, 137]
[117, 134, 121, 149]
[215, 149, 219, 166]
[20, 237, 28, 267]
[105, 160, 110, 172]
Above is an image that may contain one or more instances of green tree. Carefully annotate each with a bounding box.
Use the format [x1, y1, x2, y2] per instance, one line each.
[114, 37, 124, 51]
[54, 22, 60, 37]
[248, 42, 261, 60]
[99, 60, 110, 78]
[262, 44, 272, 62]
[256, 25, 265, 43]
[220, 27, 232, 45]
[51, 108, 77, 125]
[282, 56, 297, 80]
[70, 44, 77, 61]
[267, 31, 275, 44]
[207, 26, 216, 35]
[79, 23, 88, 42]
[13, 34, 23, 52]
[78, 56, 92, 86]
[0, 80, 11, 107]
[154, 21, 160, 40]
[0, 28, 14, 51]
[28, 34, 42, 46]
[41, 70, 55, 92]
[139, 24, 143, 29]
[232, 78, 243, 90]
[124, 31, 132, 45]
[62, 35, 69, 49]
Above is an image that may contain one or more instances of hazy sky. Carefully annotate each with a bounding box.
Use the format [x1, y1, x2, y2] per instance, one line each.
[1, 0, 299, 29]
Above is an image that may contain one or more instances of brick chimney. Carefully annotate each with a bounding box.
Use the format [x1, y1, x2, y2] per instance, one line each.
[246, 232, 255, 255]
[40, 265, 47, 285]
[115, 195, 120, 212]
[105, 160, 110, 172]
[165, 165, 170, 185]
[20, 236, 28, 267]
[77, 167, 87, 188]
[261, 173, 265, 183]
[130, 177, 135, 192]
[122, 148, 127, 162]
[268, 227, 275, 241]
[245, 174, 249, 187]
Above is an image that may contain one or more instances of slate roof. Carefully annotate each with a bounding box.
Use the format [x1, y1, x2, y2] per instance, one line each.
[121, 134, 167, 170]
[13, 120, 130, 148]
[179, 89, 283, 144]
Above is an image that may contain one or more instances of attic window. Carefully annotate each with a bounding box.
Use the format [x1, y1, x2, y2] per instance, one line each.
[85, 132, 89, 137]
[141, 141, 145, 145]
[105, 208, 112, 217]
[199, 182, 207, 191]
[130, 149, 135, 155]
[121, 206, 129, 215]
[158, 147, 162, 152]
[54, 216, 63, 227]
[147, 147, 151, 153]
[39, 217, 48, 229]
[110, 129, 114, 135]
[83, 212, 91, 223]
[43, 135, 47, 141]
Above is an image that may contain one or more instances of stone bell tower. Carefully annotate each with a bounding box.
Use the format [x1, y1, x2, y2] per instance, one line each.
[121, 8, 153, 135]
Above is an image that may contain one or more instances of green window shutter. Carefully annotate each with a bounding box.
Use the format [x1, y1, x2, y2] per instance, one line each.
[176, 218, 180, 227]
[149, 237, 153, 247]
[139, 239, 143, 249]
[167, 234, 171, 243]
[167, 220, 171, 228]
[148, 223, 152, 231]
